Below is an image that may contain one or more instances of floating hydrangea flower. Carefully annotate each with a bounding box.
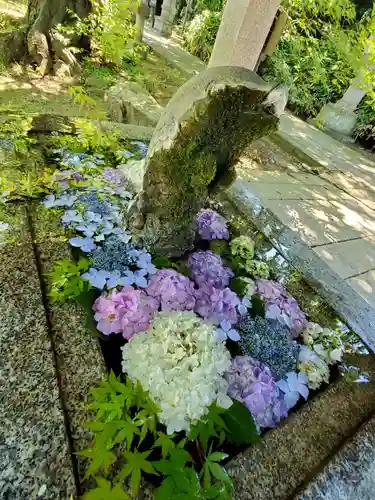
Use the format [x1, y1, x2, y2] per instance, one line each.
[69, 236, 96, 253]
[101, 167, 126, 186]
[256, 279, 307, 338]
[196, 209, 229, 241]
[194, 284, 239, 325]
[61, 210, 84, 226]
[122, 311, 232, 434]
[93, 286, 159, 339]
[82, 268, 135, 290]
[44, 194, 78, 209]
[146, 269, 196, 312]
[230, 235, 255, 261]
[237, 315, 299, 379]
[225, 356, 287, 429]
[277, 371, 309, 410]
[215, 319, 241, 342]
[298, 346, 330, 390]
[237, 297, 252, 316]
[188, 251, 234, 289]
[302, 322, 344, 365]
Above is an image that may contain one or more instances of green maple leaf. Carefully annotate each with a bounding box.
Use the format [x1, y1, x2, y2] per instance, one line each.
[153, 432, 176, 458]
[78, 445, 116, 479]
[116, 450, 158, 498]
[189, 403, 228, 452]
[83, 478, 129, 500]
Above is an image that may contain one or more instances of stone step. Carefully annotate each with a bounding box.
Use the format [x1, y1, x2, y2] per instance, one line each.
[0, 204, 76, 499]
[226, 353, 375, 500]
[296, 414, 375, 500]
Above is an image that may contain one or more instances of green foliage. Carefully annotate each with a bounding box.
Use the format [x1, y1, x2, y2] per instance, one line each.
[195, 0, 225, 13]
[82, 374, 247, 499]
[221, 401, 260, 445]
[263, 0, 361, 117]
[65, 0, 140, 67]
[182, 10, 222, 62]
[48, 258, 91, 303]
[83, 478, 130, 500]
[354, 98, 375, 147]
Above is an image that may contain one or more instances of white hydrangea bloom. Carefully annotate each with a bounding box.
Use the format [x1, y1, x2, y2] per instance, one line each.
[121, 311, 232, 434]
[298, 346, 330, 390]
[302, 322, 344, 365]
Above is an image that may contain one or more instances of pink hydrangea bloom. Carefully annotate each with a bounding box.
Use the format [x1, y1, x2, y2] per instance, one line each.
[196, 209, 229, 241]
[256, 279, 307, 338]
[146, 269, 196, 312]
[188, 251, 234, 289]
[194, 284, 239, 325]
[93, 286, 159, 339]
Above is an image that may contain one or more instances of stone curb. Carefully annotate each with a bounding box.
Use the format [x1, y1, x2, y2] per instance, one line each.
[297, 413, 375, 499]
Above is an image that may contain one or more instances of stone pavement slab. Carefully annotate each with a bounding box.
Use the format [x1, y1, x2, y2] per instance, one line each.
[347, 270, 375, 310]
[313, 239, 375, 280]
[0, 204, 76, 499]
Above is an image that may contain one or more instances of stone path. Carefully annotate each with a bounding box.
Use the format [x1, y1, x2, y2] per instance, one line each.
[143, 27, 205, 76]
[143, 28, 375, 348]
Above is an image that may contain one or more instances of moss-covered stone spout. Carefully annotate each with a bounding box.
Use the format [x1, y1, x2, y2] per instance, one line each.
[131, 66, 287, 256]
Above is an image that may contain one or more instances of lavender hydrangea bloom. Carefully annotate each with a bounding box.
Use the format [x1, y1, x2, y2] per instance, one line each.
[225, 356, 287, 429]
[256, 279, 308, 338]
[196, 209, 229, 241]
[194, 284, 239, 325]
[101, 167, 126, 186]
[146, 269, 196, 312]
[237, 315, 299, 379]
[188, 251, 234, 289]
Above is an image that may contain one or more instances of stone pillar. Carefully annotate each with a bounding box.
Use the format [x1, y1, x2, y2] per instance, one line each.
[316, 44, 373, 142]
[208, 0, 282, 71]
[154, 0, 177, 37]
[315, 75, 367, 142]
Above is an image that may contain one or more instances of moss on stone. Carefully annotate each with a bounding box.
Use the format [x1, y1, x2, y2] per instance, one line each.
[137, 82, 279, 256]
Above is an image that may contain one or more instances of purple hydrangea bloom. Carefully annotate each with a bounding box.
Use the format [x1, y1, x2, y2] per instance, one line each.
[188, 251, 234, 289]
[256, 279, 308, 338]
[225, 356, 287, 429]
[196, 209, 229, 241]
[69, 236, 96, 253]
[146, 269, 196, 312]
[194, 284, 239, 325]
[93, 286, 159, 339]
[101, 167, 126, 186]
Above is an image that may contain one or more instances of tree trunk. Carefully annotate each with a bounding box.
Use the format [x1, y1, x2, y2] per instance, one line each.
[26, 0, 91, 75]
